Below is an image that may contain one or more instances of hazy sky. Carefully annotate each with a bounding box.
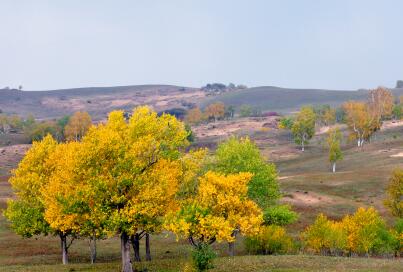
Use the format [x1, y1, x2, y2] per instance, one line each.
[1, 0, 403, 90]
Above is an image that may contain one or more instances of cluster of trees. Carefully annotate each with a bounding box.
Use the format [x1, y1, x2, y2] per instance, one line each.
[302, 167, 403, 257]
[0, 111, 92, 143]
[0, 114, 34, 134]
[301, 207, 402, 257]
[201, 83, 247, 95]
[343, 87, 394, 147]
[5, 106, 291, 272]
[185, 103, 235, 124]
[185, 103, 274, 126]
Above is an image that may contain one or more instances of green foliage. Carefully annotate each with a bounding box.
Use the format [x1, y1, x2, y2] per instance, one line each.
[185, 123, 195, 142]
[326, 128, 343, 172]
[239, 105, 261, 117]
[278, 117, 294, 130]
[213, 137, 280, 208]
[191, 243, 216, 271]
[335, 107, 346, 123]
[384, 169, 403, 218]
[224, 105, 235, 119]
[28, 121, 59, 142]
[244, 225, 294, 255]
[239, 105, 252, 117]
[3, 200, 50, 237]
[392, 104, 402, 120]
[263, 205, 298, 226]
[291, 106, 316, 151]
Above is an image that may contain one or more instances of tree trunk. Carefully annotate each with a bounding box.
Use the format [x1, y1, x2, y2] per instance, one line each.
[121, 232, 132, 272]
[332, 162, 336, 173]
[60, 233, 68, 265]
[89, 236, 97, 264]
[145, 233, 151, 261]
[130, 234, 141, 262]
[228, 231, 236, 256]
[301, 142, 305, 152]
[228, 242, 235, 256]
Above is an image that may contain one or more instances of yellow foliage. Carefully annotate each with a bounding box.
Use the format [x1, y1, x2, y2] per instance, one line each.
[64, 111, 92, 141]
[166, 171, 263, 244]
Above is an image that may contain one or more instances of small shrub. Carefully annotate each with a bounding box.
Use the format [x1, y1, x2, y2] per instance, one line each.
[191, 243, 216, 271]
[245, 225, 294, 255]
[263, 205, 298, 226]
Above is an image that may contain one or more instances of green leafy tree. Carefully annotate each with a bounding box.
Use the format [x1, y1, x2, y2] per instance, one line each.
[326, 128, 343, 173]
[239, 105, 252, 117]
[213, 137, 280, 208]
[291, 106, 316, 151]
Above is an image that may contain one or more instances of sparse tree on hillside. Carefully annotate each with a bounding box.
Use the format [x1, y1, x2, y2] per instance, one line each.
[291, 106, 316, 151]
[239, 104, 252, 117]
[326, 128, 343, 173]
[384, 169, 403, 219]
[225, 105, 235, 119]
[367, 87, 394, 124]
[204, 102, 225, 122]
[64, 111, 92, 141]
[343, 101, 374, 147]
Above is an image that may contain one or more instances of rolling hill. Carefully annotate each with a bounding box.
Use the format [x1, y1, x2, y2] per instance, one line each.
[0, 85, 203, 120]
[2, 84, 403, 120]
[203, 86, 403, 113]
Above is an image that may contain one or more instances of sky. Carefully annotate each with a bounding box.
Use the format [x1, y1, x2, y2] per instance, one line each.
[1, 0, 403, 91]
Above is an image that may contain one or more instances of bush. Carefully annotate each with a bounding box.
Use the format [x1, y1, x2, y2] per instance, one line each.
[191, 243, 216, 271]
[301, 213, 345, 255]
[245, 225, 294, 255]
[263, 205, 298, 226]
[301, 207, 397, 257]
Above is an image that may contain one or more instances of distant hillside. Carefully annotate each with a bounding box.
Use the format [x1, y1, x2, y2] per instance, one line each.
[0, 85, 204, 120]
[202, 86, 403, 113]
[3, 84, 403, 120]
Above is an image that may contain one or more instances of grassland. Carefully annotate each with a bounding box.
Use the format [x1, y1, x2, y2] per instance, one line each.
[1, 120, 403, 271]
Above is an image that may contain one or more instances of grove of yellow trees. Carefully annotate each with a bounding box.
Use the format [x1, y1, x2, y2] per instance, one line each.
[5, 106, 271, 272]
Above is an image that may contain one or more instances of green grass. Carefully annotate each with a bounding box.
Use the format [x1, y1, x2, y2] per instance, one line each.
[1, 255, 402, 272]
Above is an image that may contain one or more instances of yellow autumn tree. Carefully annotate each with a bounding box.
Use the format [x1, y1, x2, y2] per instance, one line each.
[3, 135, 75, 264]
[204, 102, 225, 122]
[166, 171, 263, 248]
[185, 107, 204, 124]
[41, 141, 107, 264]
[343, 101, 375, 147]
[64, 111, 92, 141]
[79, 106, 188, 271]
[367, 87, 394, 121]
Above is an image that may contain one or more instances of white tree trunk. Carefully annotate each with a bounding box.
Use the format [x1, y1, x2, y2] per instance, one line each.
[60, 234, 68, 265]
[332, 162, 336, 173]
[89, 236, 97, 264]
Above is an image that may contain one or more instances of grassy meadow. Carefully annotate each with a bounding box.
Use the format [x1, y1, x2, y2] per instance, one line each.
[1, 120, 403, 271]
